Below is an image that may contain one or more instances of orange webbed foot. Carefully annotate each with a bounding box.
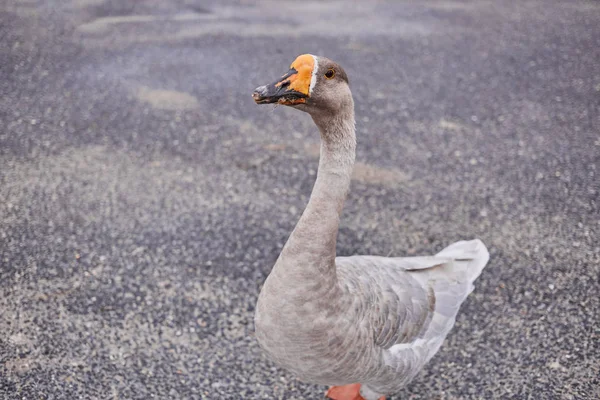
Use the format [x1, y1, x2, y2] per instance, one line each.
[325, 383, 386, 400]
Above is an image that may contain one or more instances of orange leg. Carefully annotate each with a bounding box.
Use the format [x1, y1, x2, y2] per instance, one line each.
[325, 383, 386, 400]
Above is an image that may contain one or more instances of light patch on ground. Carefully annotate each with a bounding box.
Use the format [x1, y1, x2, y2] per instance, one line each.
[78, 15, 159, 33]
[352, 162, 409, 187]
[439, 118, 466, 131]
[427, 0, 489, 11]
[73, 0, 106, 8]
[77, 13, 213, 33]
[135, 86, 199, 110]
[4, 354, 86, 375]
[9, 333, 32, 347]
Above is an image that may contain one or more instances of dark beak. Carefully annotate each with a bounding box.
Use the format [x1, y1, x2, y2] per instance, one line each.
[252, 69, 308, 105]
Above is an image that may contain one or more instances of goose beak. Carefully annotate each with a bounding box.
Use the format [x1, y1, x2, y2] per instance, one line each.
[253, 54, 316, 106]
[252, 69, 308, 106]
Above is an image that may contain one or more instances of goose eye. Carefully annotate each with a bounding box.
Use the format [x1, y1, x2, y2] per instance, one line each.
[324, 69, 335, 79]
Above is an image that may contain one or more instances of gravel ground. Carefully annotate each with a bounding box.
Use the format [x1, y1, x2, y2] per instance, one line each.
[1, 1, 599, 399]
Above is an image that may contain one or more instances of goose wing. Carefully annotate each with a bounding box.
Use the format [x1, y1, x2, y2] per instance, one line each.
[335, 240, 489, 368]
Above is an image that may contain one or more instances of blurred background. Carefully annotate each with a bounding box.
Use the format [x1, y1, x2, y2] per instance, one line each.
[1, 0, 599, 399]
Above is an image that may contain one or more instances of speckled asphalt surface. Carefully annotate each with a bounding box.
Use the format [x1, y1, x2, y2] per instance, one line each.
[1, 1, 599, 399]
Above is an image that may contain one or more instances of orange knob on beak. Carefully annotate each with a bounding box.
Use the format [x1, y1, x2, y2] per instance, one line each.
[253, 54, 316, 106]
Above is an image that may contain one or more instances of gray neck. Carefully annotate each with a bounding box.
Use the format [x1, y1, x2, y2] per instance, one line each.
[276, 107, 356, 281]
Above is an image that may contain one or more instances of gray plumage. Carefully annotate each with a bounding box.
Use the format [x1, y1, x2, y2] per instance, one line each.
[253, 55, 490, 400]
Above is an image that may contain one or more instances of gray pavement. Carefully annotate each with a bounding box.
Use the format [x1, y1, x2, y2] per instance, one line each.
[1, 1, 599, 399]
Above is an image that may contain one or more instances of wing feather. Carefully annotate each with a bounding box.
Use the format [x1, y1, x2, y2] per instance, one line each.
[335, 239, 489, 374]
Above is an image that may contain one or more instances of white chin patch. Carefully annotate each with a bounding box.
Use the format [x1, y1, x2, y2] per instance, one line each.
[309, 54, 319, 96]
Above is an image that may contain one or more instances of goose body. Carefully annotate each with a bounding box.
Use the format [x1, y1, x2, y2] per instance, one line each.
[253, 54, 489, 400]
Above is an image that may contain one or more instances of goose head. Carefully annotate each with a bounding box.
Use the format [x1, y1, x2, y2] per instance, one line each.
[253, 54, 352, 117]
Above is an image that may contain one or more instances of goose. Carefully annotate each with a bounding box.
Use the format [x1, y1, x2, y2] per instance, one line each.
[252, 54, 490, 400]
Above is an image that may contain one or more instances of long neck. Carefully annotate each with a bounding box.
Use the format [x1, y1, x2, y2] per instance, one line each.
[277, 107, 356, 280]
